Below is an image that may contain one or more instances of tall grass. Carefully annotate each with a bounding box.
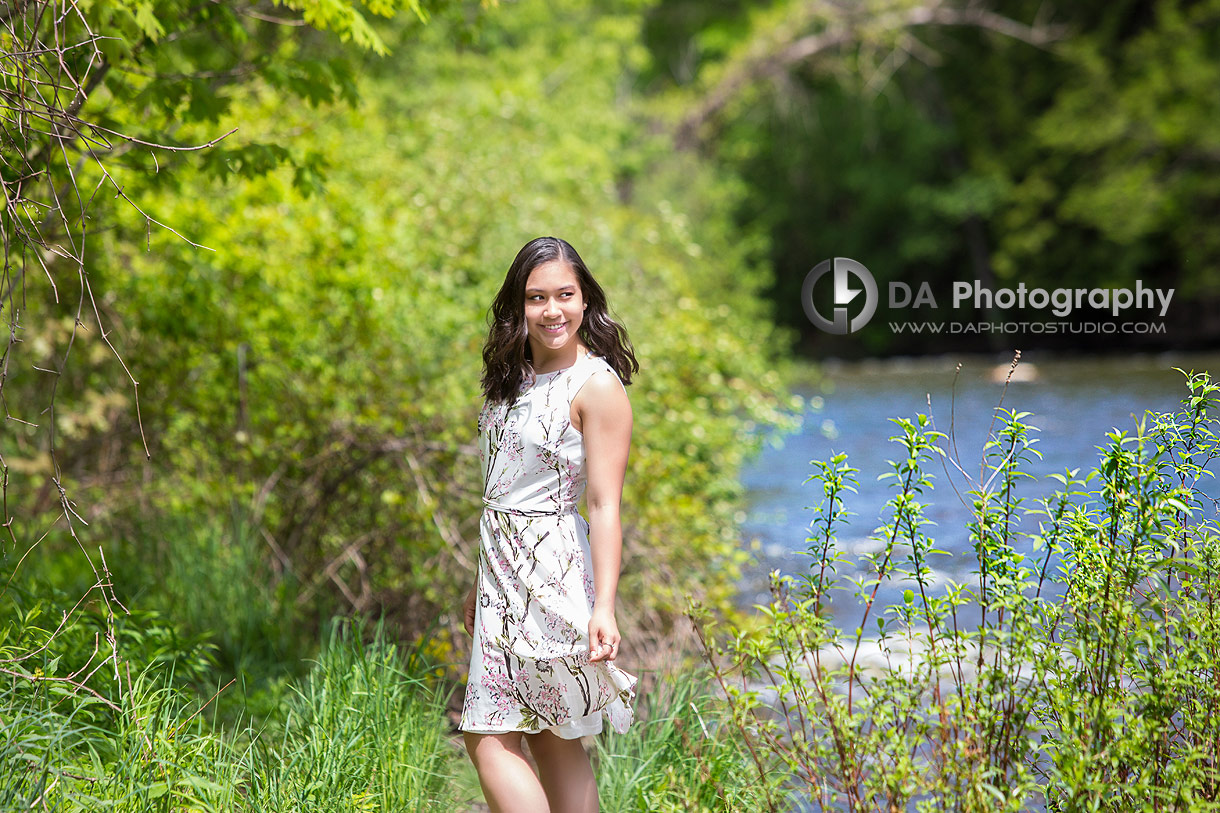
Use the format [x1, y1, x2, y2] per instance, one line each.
[593, 669, 788, 812]
[1, 597, 459, 810]
[243, 618, 458, 812]
[1, 653, 239, 810]
[5, 500, 787, 811]
[111, 506, 308, 682]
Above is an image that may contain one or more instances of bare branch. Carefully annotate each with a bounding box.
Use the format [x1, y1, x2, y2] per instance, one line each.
[0, 0, 239, 709]
[0, 1, 32, 26]
[0, 664, 122, 712]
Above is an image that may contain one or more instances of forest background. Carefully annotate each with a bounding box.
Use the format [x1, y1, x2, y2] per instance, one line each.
[3, 0, 1219, 809]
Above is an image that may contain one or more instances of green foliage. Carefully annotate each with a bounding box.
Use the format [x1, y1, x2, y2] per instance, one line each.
[108, 508, 308, 683]
[1, 0, 495, 732]
[689, 369, 1220, 811]
[1, 576, 218, 711]
[0, 589, 234, 810]
[641, 0, 1220, 352]
[0, 603, 458, 810]
[1, 670, 240, 811]
[988, 0, 1220, 295]
[4, 0, 802, 664]
[243, 618, 457, 812]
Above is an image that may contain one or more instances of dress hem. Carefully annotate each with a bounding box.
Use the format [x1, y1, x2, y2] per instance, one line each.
[459, 716, 606, 740]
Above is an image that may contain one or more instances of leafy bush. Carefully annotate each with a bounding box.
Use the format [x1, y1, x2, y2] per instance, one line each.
[4, 0, 802, 668]
[689, 368, 1220, 811]
[0, 588, 234, 810]
[110, 508, 307, 681]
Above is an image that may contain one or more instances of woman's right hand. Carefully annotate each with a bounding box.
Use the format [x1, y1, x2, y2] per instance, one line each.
[463, 586, 477, 636]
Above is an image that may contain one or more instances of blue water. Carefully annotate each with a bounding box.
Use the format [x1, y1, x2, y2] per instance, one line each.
[738, 352, 1220, 624]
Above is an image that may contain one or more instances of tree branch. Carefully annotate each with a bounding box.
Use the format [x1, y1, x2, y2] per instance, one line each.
[676, 0, 1067, 149]
[0, 0, 32, 25]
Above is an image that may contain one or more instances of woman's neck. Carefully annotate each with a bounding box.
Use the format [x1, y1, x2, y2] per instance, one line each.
[531, 342, 588, 375]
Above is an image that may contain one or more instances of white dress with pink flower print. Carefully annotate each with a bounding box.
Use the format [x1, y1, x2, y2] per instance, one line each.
[459, 352, 637, 740]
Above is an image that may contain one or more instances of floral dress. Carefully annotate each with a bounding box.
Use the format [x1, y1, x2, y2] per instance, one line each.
[459, 352, 637, 739]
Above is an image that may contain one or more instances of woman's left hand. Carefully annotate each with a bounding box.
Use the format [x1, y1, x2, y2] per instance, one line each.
[588, 606, 620, 662]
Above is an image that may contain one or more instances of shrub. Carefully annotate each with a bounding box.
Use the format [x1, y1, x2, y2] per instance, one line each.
[689, 368, 1220, 812]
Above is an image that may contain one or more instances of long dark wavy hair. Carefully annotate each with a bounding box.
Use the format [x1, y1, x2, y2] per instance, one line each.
[482, 236, 639, 404]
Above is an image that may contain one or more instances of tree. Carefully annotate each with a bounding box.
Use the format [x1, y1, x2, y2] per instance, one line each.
[643, 0, 1220, 353]
[0, 0, 486, 703]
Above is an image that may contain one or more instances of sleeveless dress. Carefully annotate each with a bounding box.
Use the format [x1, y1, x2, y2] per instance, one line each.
[459, 352, 637, 739]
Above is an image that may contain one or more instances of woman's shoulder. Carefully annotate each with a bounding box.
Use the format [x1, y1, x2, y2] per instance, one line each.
[585, 352, 617, 373]
[570, 353, 627, 398]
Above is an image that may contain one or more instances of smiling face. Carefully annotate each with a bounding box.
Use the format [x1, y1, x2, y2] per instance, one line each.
[524, 260, 586, 361]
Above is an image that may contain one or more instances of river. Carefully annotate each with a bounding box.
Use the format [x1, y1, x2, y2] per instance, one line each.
[738, 352, 1220, 625]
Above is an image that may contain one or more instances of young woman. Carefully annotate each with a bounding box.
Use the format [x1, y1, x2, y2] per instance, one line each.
[459, 236, 639, 812]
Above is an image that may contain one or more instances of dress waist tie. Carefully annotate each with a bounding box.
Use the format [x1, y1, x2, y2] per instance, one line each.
[482, 497, 578, 518]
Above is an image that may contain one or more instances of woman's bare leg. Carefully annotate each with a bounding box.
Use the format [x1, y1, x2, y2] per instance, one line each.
[525, 729, 598, 813]
[463, 731, 551, 813]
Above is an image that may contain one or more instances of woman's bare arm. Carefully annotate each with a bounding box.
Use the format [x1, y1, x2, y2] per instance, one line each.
[575, 371, 632, 660]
